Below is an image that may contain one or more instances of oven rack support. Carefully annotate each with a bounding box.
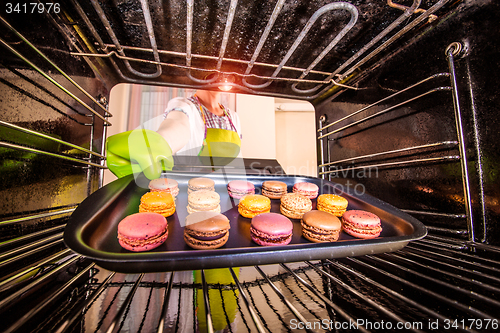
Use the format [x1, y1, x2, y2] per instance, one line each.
[317, 54, 478, 242]
[318, 86, 452, 141]
[446, 42, 476, 243]
[0, 235, 67, 273]
[317, 75, 458, 178]
[0, 16, 111, 122]
[1, 14, 111, 194]
[0, 254, 81, 311]
[0, 207, 76, 227]
[317, 73, 450, 134]
[0, 64, 94, 126]
[318, 141, 458, 171]
[0, 35, 110, 126]
[0, 141, 106, 169]
[65, 0, 451, 99]
[0, 120, 105, 160]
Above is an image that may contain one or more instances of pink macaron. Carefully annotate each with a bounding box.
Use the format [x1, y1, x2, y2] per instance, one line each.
[292, 182, 319, 199]
[250, 213, 293, 246]
[342, 210, 382, 239]
[227, 180, 255, 199]
[117, 212, 168, 251]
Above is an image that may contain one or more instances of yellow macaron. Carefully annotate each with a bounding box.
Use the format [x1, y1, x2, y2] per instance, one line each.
[316, 194, 348, 216]
[238, 194, 271, 218]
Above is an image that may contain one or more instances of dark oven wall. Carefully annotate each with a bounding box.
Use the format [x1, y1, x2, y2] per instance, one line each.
[314, 0, 500, 246]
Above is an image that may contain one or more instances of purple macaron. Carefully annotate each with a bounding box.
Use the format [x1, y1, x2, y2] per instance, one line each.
[250, 213, 293, 246]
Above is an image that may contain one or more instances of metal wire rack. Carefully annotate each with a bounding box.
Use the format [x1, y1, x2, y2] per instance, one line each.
[1, 235, 499, 333]
[0, 13, 109, 190]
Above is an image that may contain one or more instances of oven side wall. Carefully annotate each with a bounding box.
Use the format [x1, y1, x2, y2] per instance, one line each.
[314, 0, 500, 245]
[0, 12, 113, 242]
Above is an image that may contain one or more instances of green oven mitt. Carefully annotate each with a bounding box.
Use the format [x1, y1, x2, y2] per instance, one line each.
[194, 268, 240, 332]
[106, 129, 174, 180]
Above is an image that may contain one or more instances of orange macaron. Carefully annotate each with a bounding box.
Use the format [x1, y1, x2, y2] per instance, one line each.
[316, 194, 348, 217]
[238, 194, 271, 218]
[139, 191, 176, 217]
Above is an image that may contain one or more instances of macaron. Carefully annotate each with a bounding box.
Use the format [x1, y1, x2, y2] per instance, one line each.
[238, 194, 271, 218]
[148, 178, 179, 197]
[188, 177, 215, 194]
[280, 193, 312, 219]
[139, 191, 176, 217]
[342, 210, 382, 239]
[187, 190, 221, 214]
[227, 180, 255, 199]
[317, 194, 349, 217]
[117, 212, 168, 252]
[301, 210, 341, 243]
[184, 211, 230, 249]
[261, 180, 288, 199]
[292, 182, 319, 199]
[250, 213, 293, 246]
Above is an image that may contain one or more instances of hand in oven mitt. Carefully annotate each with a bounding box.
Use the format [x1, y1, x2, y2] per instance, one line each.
[106, 129, 174, 180]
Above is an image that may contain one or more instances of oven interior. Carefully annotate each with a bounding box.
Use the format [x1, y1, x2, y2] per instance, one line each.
[1, 0, 500, 332]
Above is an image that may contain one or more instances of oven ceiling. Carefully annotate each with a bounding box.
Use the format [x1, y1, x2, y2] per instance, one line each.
[1, 0, 457, 102]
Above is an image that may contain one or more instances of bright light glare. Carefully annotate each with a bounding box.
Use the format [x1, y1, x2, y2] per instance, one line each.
[218, 80, 233, 91]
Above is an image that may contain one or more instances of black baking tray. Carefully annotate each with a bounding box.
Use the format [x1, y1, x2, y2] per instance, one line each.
[64, 171, 427, 273]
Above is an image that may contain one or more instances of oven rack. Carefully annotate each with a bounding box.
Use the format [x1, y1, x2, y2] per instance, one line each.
[1, 234, 499, 333]
[0, 16, 111, 122]
[317, 43, 478, 243]
[0, 15, 109, 190]
[59, 0, 451, 100]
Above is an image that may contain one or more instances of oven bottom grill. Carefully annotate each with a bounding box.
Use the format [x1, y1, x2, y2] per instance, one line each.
[1, 233, 499, 333]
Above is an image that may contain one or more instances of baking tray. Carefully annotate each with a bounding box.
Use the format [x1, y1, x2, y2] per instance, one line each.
[64, 171, 427, 273]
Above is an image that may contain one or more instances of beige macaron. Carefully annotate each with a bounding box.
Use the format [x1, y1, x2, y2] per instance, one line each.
[187, 190, 221, 214]
[188, 177, 215, 194]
